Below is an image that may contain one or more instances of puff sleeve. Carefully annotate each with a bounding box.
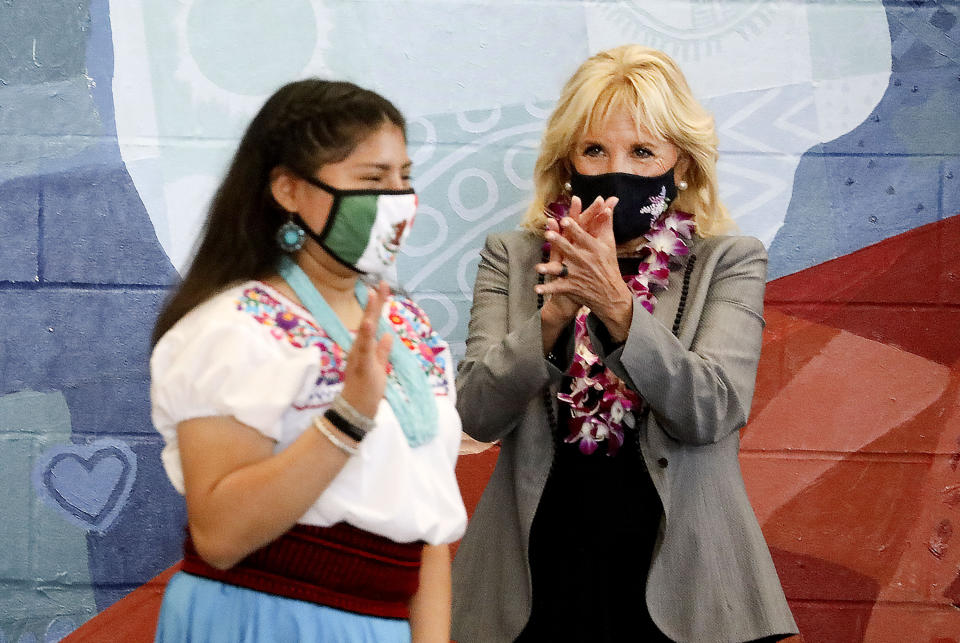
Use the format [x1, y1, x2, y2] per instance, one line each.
[150, 301, 319, 493]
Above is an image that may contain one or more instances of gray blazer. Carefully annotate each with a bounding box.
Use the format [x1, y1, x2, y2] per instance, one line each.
[451, 229, 798, 643]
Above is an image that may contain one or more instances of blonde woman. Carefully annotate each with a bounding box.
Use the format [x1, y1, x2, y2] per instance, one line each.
[451, 46, 797, 642]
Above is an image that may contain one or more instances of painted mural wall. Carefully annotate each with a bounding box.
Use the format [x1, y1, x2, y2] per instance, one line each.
[0, 0, 956, 640]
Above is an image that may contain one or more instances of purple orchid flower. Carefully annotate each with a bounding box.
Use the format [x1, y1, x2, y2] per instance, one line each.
[558, 209, 694, 456]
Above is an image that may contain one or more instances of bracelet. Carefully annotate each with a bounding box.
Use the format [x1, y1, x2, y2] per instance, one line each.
[313, 416, 359, 457]
[323, 408, 366, 443]
[330, 395, 376, 434]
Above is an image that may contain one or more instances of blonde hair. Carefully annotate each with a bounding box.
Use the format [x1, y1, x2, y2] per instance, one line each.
[522, 45, 733, 237]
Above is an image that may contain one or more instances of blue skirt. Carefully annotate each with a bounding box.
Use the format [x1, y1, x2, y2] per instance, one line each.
[155, 572, 411, 642]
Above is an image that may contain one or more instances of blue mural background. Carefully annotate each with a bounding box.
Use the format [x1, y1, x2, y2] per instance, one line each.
[770, 0, 960, 277]
[0, 1, 183, 639]
[0, 0, 957, 640]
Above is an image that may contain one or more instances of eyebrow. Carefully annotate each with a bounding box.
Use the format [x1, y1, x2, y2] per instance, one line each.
[579, 136, 657, 148]
[356, 161, 413, 170]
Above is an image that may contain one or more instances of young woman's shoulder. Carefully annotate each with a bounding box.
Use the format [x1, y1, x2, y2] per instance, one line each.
[157, 280, 334, 355]
[150, 280, 323, 446]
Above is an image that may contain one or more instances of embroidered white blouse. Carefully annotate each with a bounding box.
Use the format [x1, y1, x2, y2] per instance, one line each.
[151, 281, 467, 545]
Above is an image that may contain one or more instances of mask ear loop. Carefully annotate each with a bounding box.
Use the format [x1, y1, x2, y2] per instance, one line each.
[289, 172, 343, 252]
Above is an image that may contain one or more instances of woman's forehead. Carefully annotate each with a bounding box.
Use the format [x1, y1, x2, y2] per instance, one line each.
[580, 103, 663, 142]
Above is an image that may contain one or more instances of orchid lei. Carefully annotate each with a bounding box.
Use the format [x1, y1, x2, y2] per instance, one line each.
[548, 203, 696, 456]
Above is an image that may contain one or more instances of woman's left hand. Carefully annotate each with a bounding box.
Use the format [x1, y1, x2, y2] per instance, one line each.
[535, 205, 634, 342]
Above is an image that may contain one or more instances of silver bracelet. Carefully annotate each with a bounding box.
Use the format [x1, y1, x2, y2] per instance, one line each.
[313, 415, 359, 457]
[330, 395, 376, 435]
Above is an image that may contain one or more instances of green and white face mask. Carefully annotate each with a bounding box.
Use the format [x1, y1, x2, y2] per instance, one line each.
[292, 175, 417, 276]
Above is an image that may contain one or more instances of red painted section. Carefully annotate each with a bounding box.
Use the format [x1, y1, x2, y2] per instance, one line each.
[65, 215, 960, 641]
[765, 215, 960, 367]
[747, 214, 960, 641]
[63, 564, 180, 642]
[451, 446, 500, 558]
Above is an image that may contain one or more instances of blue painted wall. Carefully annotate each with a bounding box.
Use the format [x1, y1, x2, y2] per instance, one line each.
[0, 1, 182, 638]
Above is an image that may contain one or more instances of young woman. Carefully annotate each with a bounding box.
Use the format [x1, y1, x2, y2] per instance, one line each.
[150, 79, 466, 642]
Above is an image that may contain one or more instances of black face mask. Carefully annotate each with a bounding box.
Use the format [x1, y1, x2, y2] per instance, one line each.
[569, 168, 677, 243]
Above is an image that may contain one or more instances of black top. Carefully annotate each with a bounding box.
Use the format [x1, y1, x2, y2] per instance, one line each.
[517, 315, 671, 642]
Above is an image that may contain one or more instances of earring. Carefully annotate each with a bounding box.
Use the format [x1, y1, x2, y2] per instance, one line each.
[276, 217, 305, 252]
[562, 181, 572, 193]
[677, 180, 688, 191]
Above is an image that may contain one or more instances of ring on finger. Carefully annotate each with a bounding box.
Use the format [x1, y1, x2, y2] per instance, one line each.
[559, 263, 569, 279]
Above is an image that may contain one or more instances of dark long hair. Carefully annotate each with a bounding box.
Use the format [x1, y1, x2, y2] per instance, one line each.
[151, 79, 406, 345]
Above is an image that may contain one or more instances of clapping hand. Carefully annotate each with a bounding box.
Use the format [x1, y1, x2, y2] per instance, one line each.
[535, 195, 635, 342]
[537, 195, 619, 325]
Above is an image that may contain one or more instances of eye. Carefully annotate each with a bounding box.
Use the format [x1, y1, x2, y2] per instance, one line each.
[633, 146, 653, 158]
[583, 144, 604, 157]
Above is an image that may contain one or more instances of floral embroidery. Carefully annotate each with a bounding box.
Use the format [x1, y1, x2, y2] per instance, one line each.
[235, 286, 449, 406]
[386, 298, 448, 388]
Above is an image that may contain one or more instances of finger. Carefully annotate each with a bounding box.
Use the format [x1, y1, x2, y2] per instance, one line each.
[580, 195, 606, 219]
[353, 282, 389, 352]
[544, 218, 567, 264]
[375, 332, 393, 366]
[351, 316, 377, 357]
[579, 205, 618, 247]
[558, 215, 595, 247]
[366, 281, 391, 326]
[594, 205, 616, 243]
[581, 197, 618, 233]
[543, 228, 576, 257]
[568, 195, 583, 222]
[534, 278, 571, 297]
[362, 288, 382, 329]
[573, 196, 607, 237]
[549, 245, 563, 265]
[535, 260, 567, 277]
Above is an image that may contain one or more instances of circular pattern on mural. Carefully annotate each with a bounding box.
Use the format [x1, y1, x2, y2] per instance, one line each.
[402, 204, 449, 257]
[456, 106, 503, 134]
[448, 168, 499, 221]
[503, 140, 538, 191]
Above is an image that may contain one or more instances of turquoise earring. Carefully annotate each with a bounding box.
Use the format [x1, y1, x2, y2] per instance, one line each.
[276, 217, 305, 252]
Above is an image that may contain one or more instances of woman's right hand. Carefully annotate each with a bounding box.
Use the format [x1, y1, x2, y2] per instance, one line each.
[537, 194, 618, 323]
[339, 281, 394, 419]
[540, 214, 580, 324]
[537, 195, 616, 355]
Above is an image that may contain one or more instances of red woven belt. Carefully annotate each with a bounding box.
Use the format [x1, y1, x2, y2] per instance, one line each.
[181, 522, 424, 619]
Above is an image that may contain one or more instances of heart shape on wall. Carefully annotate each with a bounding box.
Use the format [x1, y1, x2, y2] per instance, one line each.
[32, 439, 138, 533]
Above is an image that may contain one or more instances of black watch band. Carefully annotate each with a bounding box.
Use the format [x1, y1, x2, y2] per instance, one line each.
[323, 408, 366, 442]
